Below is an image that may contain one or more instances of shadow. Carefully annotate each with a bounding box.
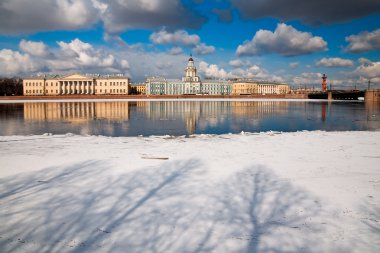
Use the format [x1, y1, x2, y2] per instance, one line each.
[1, 162, 331, 253]
[211, 167, 324, 253]
[357, 199, 380, 251]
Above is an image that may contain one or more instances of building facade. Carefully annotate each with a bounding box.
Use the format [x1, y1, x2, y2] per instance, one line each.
[23, 74, 129, 96]
[146, 57, 288, 96]
[146, 56, 232, 95]
[232, 81, 290, 95]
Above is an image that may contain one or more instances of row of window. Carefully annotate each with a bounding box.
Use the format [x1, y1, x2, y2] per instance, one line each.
[25, 82, 43, 86]
[98, 81, 127, 86]
[25, 90, 43, 94]
[26, 89, 127, 94]
[95, 89, 127, 93]
[25, 81, 127, 87]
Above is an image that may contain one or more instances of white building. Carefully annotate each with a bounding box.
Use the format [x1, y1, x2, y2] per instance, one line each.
[146, 56, 288, 96]
[146, 56, 232, 95]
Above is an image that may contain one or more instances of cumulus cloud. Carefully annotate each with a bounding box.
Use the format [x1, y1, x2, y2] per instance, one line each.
[0, 49, 39, 76]
[354, 58, 380, 83]
[198, 60, 283, 82]
[0, 0, 205, 35]
[231, 0, 380, 25]
[345, 29, 380, 53]
[199, 61, 228, 79]
[0, 38, 131, 77]
[289, 62, 299, 69]
[150, 29, 200, 46]
[316, 57, 354, 68]
[0, 0, 99, 35]
[168, 47, 183, 55]
[292, 72, 323, 85]
[150, 29, 215, 55]
[229, 59, 245, 68]
[19, 40, 49, 57]
[193, 43, 215, 55]
[53, 39, 129, 71]
[236, 23, 327, 57]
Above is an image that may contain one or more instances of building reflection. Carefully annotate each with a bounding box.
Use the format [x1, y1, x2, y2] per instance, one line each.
[142, 101, 289, 134]
[24, 102, 129, 122]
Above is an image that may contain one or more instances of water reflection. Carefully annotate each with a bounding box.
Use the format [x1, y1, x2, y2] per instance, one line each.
[24, 102, 129, 122]
[0, 101, 378, 136]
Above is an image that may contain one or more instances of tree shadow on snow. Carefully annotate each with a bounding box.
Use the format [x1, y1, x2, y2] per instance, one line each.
[1, 161, 329, 253]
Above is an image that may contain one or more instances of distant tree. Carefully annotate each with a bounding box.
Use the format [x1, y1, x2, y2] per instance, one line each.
[129, 86, 140, 95]
[0, 78, 23, 96]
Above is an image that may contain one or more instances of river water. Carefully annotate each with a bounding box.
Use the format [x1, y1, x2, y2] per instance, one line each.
[0, 100, 379, 136]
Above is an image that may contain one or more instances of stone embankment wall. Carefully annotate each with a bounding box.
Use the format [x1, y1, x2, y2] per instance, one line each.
[0, 94, 308, 100]
[365, 90, 380, 102]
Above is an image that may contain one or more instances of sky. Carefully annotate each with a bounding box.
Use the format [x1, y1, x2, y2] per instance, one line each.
[0, 0, 379, 88]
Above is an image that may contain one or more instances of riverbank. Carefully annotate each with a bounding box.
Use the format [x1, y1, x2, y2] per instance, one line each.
[0, 131, 379, 252]
[0, 94, 308, 101]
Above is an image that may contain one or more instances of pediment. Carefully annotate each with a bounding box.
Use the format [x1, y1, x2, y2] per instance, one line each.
[62, 74, 92, 80]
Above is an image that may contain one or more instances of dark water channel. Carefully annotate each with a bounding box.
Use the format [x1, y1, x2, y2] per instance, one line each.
[0, 100, 379, 136]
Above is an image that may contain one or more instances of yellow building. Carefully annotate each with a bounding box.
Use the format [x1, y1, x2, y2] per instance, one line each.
[232, 81, 289, 95]
[257, 82, 290, 95]
[23, 74, 129, 96]
[136, 84, 146, 95]
[232, 82, 258, 95]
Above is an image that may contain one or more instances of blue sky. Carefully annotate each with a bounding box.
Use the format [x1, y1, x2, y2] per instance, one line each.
[0, 0, 379, 88]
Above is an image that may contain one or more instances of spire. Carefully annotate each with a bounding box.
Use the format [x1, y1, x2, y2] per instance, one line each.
[189, 53, 193, 62]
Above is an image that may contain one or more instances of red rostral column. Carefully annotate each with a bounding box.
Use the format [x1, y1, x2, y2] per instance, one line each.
[322, 74, 327, 92]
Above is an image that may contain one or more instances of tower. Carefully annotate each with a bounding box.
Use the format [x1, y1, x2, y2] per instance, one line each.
[183, 54, 199, 82]
[322, 74, 327, 92]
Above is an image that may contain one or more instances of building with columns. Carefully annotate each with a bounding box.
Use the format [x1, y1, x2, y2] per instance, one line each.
[23, 74, 129, 96]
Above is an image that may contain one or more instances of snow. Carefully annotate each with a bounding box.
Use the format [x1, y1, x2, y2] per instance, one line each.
[0, 131, 379, 252]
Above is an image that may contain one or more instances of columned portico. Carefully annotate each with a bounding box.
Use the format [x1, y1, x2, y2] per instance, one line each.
[23, 74, 130, 96]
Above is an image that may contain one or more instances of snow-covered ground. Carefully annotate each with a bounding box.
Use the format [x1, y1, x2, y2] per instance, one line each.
[0, 131, 379, 253]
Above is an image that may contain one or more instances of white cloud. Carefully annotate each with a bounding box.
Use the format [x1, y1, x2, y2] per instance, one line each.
[354, 58, 380, 83]
[292, 72, 323, 85]
[236, 23, 327, 57]
[198, 60, 284, 82]
[0, 39, 132, 76]
[168, 47, 183, 55]
[199, 61, 228, 79]
[229, 59, 244, 68]
[150, 29, 200, 46]
[0, 49, 39, 76]
[345, 29, 380, 53]
[289, 62, 299, 69]
[19, 40, 49, 57]
[56, 39, 119, 68]
[150, 29, 215, 55]
[193, 43, 215, 55]
[316, 57, 354, 68]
